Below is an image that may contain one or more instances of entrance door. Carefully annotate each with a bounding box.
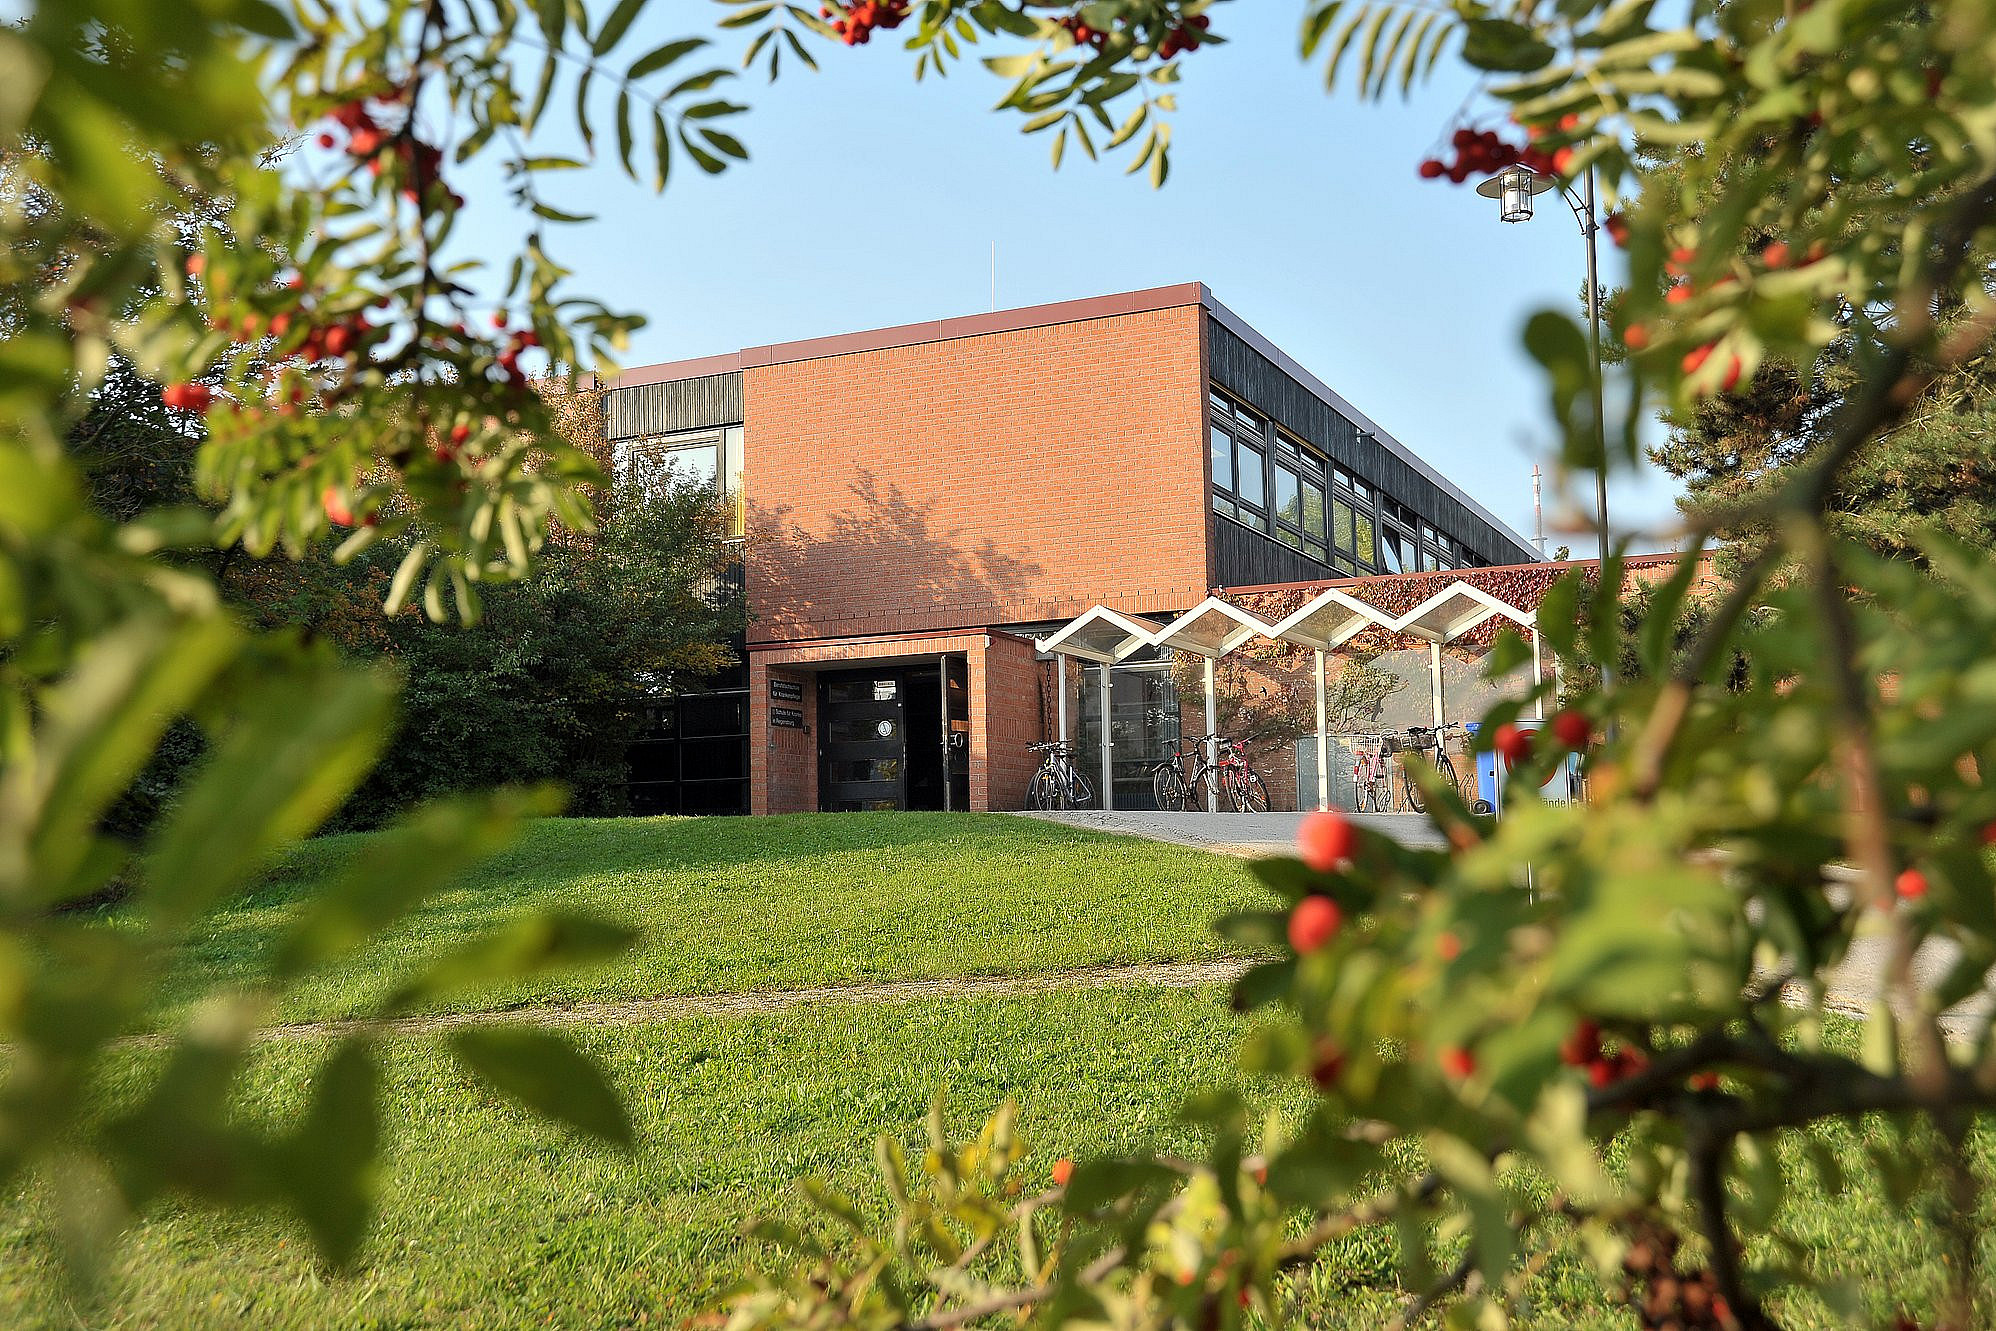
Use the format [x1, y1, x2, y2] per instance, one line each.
[820, 672, 907, 811]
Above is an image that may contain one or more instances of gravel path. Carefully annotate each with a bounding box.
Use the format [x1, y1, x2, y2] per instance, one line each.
[252, 958, 1257, 1042]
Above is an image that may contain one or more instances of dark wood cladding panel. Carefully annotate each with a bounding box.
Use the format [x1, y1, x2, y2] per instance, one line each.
[1211, 516, 1338, 589]
[1205, 317, 1529, 566]
[605, 372, 743, 439]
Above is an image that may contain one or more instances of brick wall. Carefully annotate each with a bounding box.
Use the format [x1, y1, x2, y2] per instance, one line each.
[975, 632, 1043, 811]
[742, 304, 1210, 645]
[750, 660, 818, 814]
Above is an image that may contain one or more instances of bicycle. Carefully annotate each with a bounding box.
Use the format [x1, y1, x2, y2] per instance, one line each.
[1025, 740, 1094, 811]
[1350, 733, 1397, 813]
[1150, 733, 1269, 813]
[1147, 737, 1199, 812]
[1399, 723, 1492, 815]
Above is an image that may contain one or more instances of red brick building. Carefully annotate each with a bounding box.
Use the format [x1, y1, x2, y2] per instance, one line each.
[602, 283, 1538, 815]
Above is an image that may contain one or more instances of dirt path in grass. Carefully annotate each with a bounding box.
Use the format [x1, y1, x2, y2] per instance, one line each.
[253, 958, 1259, 1042]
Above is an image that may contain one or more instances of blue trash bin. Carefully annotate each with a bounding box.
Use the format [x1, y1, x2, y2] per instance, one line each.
[1470, 718, 1574, 810]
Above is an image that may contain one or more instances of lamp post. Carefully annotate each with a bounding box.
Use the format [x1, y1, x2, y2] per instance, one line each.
[1475, 161, 1612, 572]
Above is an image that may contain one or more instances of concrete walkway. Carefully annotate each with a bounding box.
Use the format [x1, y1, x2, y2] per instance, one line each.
[1016, 809, 1447, 856]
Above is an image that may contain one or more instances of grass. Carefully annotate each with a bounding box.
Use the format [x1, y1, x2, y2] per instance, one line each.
[3, 994, 1987, 1331]
[9, 812, 1991, 1329]
[2, 990, 1269, 1329]
[147, 813, 1268, 1024]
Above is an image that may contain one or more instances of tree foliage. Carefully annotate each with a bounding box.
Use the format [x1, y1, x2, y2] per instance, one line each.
[8, 0, 1996, 1324]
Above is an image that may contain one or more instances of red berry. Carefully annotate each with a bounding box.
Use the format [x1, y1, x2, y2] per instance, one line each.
[1436, 931, 1462, 962]
[1493, 723, 1532, 768]
[1762, 240, 1790, 269]
[322, 486, 355, 527]
[162, 382, 212, 412]
[1418, 158, 1445, 179]
[1689, 1071, 1721, 1091]
[1559, 1019, 1602, 1067]
[1550, 708, 1591, 749]
[1895, 868, 1928, 900]
[1288, 895, 1342, 954]
[1622, 322, 1650, 351]
[1669, 245, 1697, 269]
[1682, 343, 1713, 374]
[1604, 212, 1630, 248]
[449, 423, 471, 445]
[1051, 1157, 1074, 1187]
[185, 253, 206, 277]
[1665, 283, 1693, 305]
[1309, 1040, 1345, 1090]
[1440, 1046, 1477, 1080]
[316, 132, 336, 149]
[1721, 355, 1744, 393]
[1980, 821, 1996, 846]
[1297, 811, 1356, 872]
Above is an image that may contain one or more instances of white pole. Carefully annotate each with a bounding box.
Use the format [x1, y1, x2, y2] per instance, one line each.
[1098, 661, 1114, 811]
[1203, 656, 1219, 814]
[1429, 641, 1445, 727]
[1314, 648, 1330, 812]
[1531, 627, 1545, 720]
[1056, 653, 1068, 743]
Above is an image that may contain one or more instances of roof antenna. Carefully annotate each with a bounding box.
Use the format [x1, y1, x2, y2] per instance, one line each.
[1532, 463, 1547, 557]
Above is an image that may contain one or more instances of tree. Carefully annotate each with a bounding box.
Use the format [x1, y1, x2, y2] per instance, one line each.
[706, 5, 1996, 1331]
[9, 3, 1996, 1327]
[1632, 138, 1996, 567]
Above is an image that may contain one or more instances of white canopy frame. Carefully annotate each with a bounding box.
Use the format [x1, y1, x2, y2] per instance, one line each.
[1034, 580, 1548, 813]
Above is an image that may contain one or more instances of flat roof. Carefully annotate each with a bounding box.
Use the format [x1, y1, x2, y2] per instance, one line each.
[608, 282, 1535, 553]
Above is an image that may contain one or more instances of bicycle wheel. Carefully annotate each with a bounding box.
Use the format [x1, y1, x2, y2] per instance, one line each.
[1151, 764, 1188, 812]
[1366, 771, 1393, 814]
[1026, 767, 1056, 812]
[1228, 767, 1270, 814]
[1403, 757, 1428, 813]
[1068, 767, 1095, 810]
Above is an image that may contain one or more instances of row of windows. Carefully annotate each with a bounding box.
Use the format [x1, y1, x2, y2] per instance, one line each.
[1207, 389, 1484, 576]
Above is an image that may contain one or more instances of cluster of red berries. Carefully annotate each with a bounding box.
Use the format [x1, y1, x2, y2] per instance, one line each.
[821, 0, 907, 45]
[315, 96, 464, 208]
[1621, 1224, 1731, 1331]
[1559, 1018, 1653, 1089]
[1489, 708, 1591, 770]
[490, 312, 541, 388]
[1418, 118, 1573, 184]
[1153, 12, 1209, 58]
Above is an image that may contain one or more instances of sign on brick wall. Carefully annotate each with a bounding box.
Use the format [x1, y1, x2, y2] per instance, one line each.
[769, 679, 804, 703]
[771, 706, 805, 730]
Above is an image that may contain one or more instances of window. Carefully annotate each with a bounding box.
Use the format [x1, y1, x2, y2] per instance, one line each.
[1209, 391, 1270, 529]
[1274, 463, 1301, 528]
[1380, 529, 1406, 573]
[1301, 478, 1326, 545]
[1331, 495, 1355, 554]
[1237, 441, 1265, 506]
[1353, 509, 1377, 566]
[617, 429, 728, 495]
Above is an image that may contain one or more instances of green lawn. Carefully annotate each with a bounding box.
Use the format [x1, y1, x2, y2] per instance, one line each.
[150, 813, 1267, 1024]
[3, 995, 1984, 1330]
[6, 813, 1989, 1329]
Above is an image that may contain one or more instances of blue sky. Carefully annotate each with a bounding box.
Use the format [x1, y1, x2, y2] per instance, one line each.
[456, 5, 1684, 554]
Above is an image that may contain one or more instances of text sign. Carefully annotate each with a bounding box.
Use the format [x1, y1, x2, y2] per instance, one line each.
[770, 706, 805, 730]
[769, 679, 804, 703]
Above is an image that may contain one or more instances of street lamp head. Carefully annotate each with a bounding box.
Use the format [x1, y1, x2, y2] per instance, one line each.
[1476, 163, 1557, 223]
